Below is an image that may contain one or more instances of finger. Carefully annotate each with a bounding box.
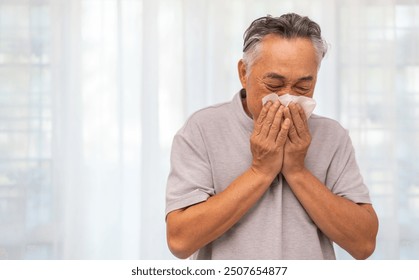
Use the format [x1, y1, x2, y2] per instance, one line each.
[289, 102, 306, 138]
[297, 104, 308, 124]
[284, 106, 298, 143]
[297, 104, 311, 141]
[260, 100, 280, 137]
[254, 101, 272, 135]
[276, 118, 291, 146]
[298, 104, 310, 135]
[267, 105, 284, 141]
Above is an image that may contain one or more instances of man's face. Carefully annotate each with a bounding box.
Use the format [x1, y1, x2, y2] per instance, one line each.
[238, 35, 319, 120]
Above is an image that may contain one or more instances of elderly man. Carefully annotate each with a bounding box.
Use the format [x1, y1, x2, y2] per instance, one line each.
[165, 13, 378, 260]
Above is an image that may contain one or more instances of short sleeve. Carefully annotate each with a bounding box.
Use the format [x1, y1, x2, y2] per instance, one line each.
[165, 119, 215, 216]
[326, 130, 371, 204]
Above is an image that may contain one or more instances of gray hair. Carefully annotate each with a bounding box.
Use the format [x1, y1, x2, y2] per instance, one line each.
[242, 14, 328, 74]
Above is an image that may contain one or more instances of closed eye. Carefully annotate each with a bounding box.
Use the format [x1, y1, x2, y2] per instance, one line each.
[294, 85, 311, 94]
[296, 87, 309, 91]
[293, 76, 313, 94]
[265, 84, 284, 91]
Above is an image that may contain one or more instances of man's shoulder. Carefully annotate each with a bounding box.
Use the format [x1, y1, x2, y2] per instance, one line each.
[190, 100, 232, 122]
[309, 114, 348, 139]
[172, 96, 245, 156]
[182, 98, 237, 132]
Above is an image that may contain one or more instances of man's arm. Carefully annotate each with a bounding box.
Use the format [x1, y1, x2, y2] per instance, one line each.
[167, 168, 274, 259]
[285, 169, 378, 259]
[282, 103, 379, 260]
[166, 101, 289, 259]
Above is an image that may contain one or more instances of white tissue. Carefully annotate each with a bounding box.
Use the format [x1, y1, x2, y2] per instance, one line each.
[261, 93, 316, 120]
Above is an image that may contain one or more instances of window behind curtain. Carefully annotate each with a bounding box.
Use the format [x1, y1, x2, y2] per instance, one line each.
[0, 1, 54, 259]
[336, 0, 419, 259]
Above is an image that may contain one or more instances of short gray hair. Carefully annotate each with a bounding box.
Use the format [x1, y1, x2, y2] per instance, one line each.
[242, 14, 328, 73]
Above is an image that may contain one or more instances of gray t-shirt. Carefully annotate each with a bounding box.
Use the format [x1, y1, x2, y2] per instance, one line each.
[166, 91, 371, 260]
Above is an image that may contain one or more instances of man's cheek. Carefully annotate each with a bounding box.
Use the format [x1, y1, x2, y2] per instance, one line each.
[245, 94, 263, 120]
[252, 104, 263, 120]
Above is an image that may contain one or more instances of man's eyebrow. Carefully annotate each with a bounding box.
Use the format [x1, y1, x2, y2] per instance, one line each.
[263, 73, 285, 80]
[298, 76, 314, 82]
[263, 73, 313, 82]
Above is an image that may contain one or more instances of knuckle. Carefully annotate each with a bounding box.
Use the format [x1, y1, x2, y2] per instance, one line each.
[257, 118, 265, 125]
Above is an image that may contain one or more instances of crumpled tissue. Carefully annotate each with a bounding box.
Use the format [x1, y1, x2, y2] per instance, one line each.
[261, 93, 316, 120]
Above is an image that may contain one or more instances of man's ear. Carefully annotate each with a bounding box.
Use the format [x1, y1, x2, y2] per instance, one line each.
[237, 59, 247, 88]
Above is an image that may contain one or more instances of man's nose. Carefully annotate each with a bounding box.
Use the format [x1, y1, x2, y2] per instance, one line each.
[275, 88, 296, 96]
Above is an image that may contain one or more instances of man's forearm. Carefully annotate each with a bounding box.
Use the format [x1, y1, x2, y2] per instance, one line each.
[166, 168, 274, 259]
[284, 168, 379, 259]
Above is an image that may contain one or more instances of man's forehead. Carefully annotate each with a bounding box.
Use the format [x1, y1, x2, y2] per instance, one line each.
[255, 37, 319, 66]
[259, 35, 315, 50]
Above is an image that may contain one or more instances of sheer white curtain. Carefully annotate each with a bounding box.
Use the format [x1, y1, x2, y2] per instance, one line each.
[333, 0, 419, 259]
[50, 0, 145, 259]
[0, 0, 418, 259]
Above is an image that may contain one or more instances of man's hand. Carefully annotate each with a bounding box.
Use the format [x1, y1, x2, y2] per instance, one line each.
[250, 100, 290, 179]
[282, 102, 311, 177]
